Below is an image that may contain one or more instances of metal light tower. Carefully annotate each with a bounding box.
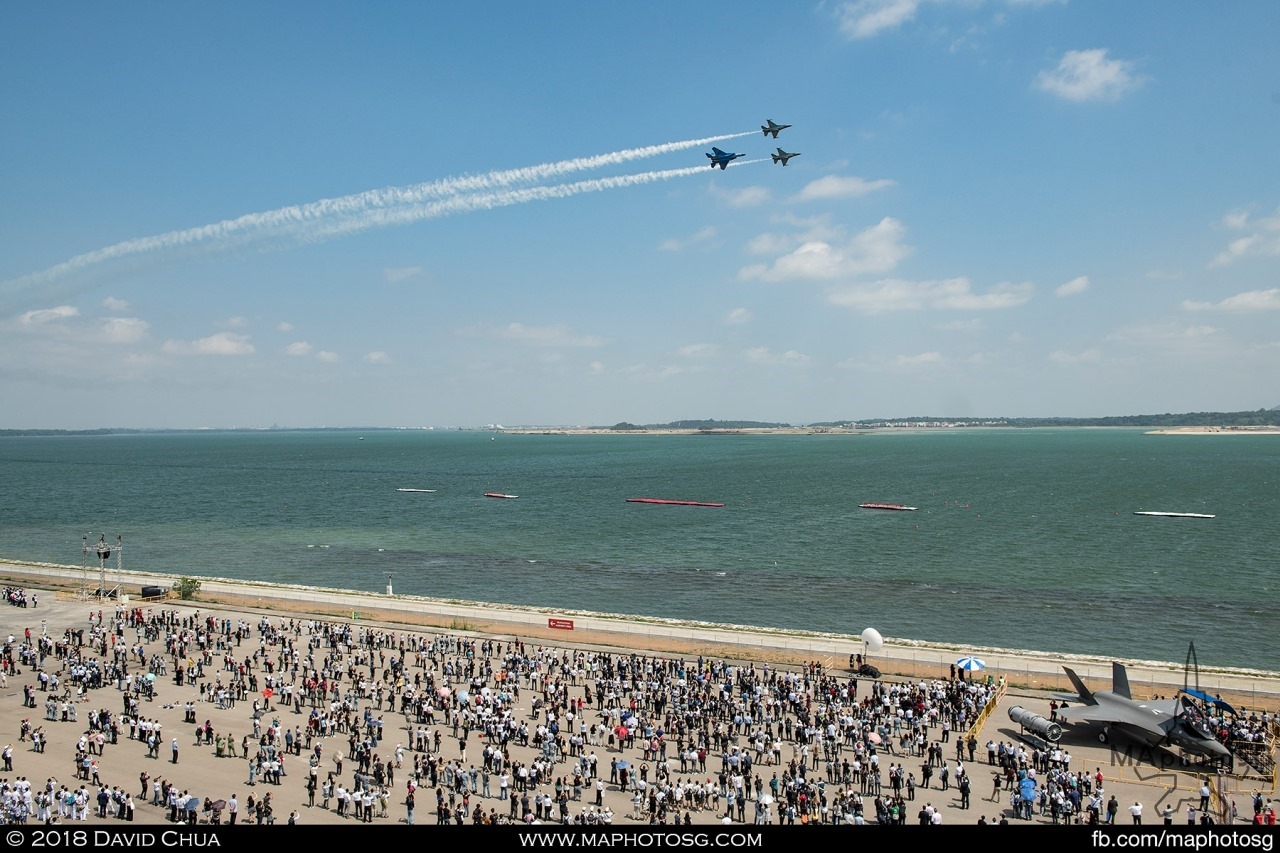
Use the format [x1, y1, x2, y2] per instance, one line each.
[82, 533, 123, 600]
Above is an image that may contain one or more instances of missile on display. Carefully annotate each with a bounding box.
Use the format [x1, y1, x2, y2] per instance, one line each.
[1008, 705, 1063, 742]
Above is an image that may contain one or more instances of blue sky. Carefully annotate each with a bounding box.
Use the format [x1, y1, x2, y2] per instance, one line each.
[2, 1, 1278, 429]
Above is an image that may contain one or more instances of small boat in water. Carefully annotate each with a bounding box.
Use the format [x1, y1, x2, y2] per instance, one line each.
[626, 498, 725, 507]
[484, 492, 519, 499]
[1134, 511, 1214, 519]
[396, 488, 437, 493]
[860, 502, 918, 511]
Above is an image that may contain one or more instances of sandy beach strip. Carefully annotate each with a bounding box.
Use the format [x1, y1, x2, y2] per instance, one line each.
[1143, 427, 1280, 435]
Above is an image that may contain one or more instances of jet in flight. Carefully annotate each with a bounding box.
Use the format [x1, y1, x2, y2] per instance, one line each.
[771, 148, 800, 166]
[706, 147, 744, 170]
[761, 119, 791, 138]
[1056, 662, 1231, 761]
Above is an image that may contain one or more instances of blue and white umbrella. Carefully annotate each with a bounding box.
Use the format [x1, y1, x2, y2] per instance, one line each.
[956, 656, 986, 671]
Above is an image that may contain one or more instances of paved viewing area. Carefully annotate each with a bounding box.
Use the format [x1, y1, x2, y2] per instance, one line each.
[0, 562, 1274, 828]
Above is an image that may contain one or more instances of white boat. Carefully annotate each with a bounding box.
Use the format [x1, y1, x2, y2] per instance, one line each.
[1133, 511, 1215, 519]
[396, 488, 437, 493]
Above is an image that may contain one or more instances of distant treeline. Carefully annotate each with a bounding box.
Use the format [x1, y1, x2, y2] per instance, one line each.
[0, 427, 368, 437]
[999, 410, 1278, 428]
[608, 419, 792, 431]
[5, 409, 1276, 436]
[0, 428, 118, 437]
[813, 408, 1279, 429]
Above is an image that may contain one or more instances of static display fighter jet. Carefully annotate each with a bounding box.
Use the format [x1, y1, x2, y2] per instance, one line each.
[1057, 662, 1231, 760]
[761, 119, 791, 138]
[771, 148, 800, 166]
[706, 147, 744, 170]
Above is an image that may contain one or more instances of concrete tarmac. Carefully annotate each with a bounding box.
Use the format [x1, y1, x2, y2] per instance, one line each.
[0, 582, 1271, 828]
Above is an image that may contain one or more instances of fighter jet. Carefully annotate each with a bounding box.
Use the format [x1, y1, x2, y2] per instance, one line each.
[761, 119, 791, 139]
[771, 148, 800, 166]
[706, 147, 744, 170]
[1057, 662, 1231, 760]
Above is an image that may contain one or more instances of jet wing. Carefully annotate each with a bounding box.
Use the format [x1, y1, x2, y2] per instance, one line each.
[1059, 697, 1182, 746]
[1134, 698, 1180, 716]
[1054, 704, 1118, 725]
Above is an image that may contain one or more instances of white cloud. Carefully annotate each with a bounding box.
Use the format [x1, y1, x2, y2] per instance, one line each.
[740, 217, 911, 282]
[364, 351, 391, 364]
[747, 215, 847, 256]
[622, 363, 685, 381]
[102, 296, 130, 311]
[1035, 49, 1145, 102]
[894, 351, 944, 367]
[725, 307, 751, 325]
[1107, 322, 1219, 348]
[938, 318, 984, 332]
[744, 347, 810, 365]
[837, 0, 920, 39]
[162, 332, 254, 356]
[1209, 207, 1280, 267]
[1220, 209, 1251, 230]
[827, 277, 1034, 313]
[588, 361, 604, 375]
[224, 316, 250, 329]
[659, 226, 717, 252]
[1055, 275, 1090, 298]
[316, 350, 339, 363]
[1049, 348, 1102, 364]
[20, 305, 78, 325]
[384, 266, 425, 283]
[679, 343, 719, 358]
[795, 175, 896, 201]
[745, 233, 794, 255]
[100, 317, 148, 344]
[277, 321, 295, 332]
[1183, 288, 1280, 312]
[286, 341, 314, 356]
[500, 323, 606, 348]
[710, 185, 771, 208]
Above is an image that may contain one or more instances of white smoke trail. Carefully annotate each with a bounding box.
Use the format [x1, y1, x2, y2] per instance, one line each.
[2, 131, 756, 298]
[286, 164, 716, 243]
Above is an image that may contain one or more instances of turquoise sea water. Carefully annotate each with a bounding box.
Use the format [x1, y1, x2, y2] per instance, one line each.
[1, 429, 1276, 669]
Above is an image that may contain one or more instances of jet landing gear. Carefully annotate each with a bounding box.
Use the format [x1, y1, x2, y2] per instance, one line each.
[1098, 728, 1110, 744]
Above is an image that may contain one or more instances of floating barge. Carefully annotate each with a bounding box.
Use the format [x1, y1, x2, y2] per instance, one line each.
[1134, 511, 1214, 518]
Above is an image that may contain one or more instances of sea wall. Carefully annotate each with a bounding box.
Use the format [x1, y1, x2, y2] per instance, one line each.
[4, 558, 1277, 708]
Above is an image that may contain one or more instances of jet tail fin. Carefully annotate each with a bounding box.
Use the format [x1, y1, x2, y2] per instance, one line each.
[1111, 662, 1132, 700]
[1063, 666, 1096, 705]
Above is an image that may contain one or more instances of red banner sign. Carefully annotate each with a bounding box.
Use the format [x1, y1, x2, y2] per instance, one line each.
[548, 618, 574, 630]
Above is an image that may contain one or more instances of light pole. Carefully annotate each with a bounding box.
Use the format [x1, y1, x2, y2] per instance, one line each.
[83, 533, 123, 600]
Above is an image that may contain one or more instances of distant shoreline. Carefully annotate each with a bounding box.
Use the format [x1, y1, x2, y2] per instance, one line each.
[498, 425, 1280, 436]
[5, 421, 1278, 436]
[1143, 426, 1280, 435]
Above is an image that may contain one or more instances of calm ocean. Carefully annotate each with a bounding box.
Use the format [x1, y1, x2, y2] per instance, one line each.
[1, 429, 1275, 669]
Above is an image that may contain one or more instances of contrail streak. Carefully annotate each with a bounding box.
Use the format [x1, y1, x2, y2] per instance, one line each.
[283, 164, 717, 243]
[2, 131, 756, 301]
